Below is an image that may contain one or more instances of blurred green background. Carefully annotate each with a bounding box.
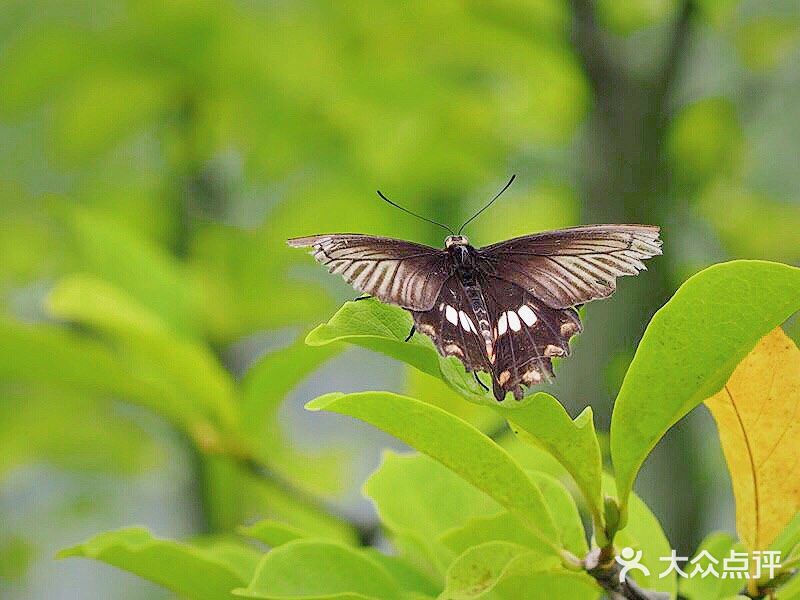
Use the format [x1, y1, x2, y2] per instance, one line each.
[1, 0, 798, 597]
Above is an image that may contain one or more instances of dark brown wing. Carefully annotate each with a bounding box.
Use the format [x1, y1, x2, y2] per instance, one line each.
[479, 225, 662, 309]
[482, 276, 582, 401]
[411, 276, 491, 375]
[287, 234, 450, 311]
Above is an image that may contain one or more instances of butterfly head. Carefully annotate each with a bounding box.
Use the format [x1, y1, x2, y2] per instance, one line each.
[445, 235, 469, 248]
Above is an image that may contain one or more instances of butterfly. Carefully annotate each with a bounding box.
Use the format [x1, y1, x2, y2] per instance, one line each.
[288, 177, 662, 401]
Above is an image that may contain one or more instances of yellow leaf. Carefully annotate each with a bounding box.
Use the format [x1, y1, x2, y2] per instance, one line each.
[705, 327, 800, 551]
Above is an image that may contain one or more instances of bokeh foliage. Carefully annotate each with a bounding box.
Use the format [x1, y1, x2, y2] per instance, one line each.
[0, 0, 799, 597]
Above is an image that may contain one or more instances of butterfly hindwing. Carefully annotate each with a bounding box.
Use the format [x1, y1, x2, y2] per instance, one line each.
[479, 225, 662, 309]
[482, 276, 582, 401]
[411, 276, 489, 374]
[287, 234, 450, 310]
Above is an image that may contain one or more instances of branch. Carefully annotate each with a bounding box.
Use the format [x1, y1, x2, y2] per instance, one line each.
[650, 0, 696, 125]
[585, 548, 671, 600]
[568, 0, 620, 99]
[239, 457, 381, 546]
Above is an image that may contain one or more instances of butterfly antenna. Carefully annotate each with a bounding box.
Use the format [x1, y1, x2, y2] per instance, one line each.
[457, 174, 517, 235]
[376, 190, 455, 235]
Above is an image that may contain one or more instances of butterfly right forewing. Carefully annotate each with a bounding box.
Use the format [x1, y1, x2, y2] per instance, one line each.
[479, 225, 662, 309]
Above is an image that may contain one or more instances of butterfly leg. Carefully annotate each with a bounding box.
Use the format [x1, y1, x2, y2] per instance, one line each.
[473, 372, 490, 393]
[354, 294, 372, 301]
[404, 325, 416, 342]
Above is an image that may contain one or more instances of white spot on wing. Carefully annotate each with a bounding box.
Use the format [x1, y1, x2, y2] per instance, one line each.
[444, 343, 463, 357]
[523, 369, 542, 384]
[497, 313, 508, 336]
[445, 305, 458, 325]
[545, 344, 565, 357]
[507, 311, 521, 332]
[518, 305, 537, 326]
[458, 311, 473, 332]
[561, 322, 578, 336]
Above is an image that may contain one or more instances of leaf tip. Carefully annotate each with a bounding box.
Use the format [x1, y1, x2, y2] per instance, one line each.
[303, 324, 327, 346]
[55, 546, 81, 560]
[304, 392, 345, 411]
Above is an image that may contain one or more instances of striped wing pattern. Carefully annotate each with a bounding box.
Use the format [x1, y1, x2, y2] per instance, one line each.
[287, 234, 450, 311]
[479, 225, 662, 309]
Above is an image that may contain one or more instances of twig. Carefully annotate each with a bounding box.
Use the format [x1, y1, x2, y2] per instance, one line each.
[568, 0, 621, 102]
[585, 548, 671, 600]
[650, 0, 696, 125]
[239, 457, 381, 545]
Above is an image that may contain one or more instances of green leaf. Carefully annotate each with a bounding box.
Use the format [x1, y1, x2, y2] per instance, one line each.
[234, 540, 402, 600]
[192, 538, 263, 584]
[605, 476, 677, 598]
[59, 527, 259, 600]
[680, 532, 746, 600]
[189, 222, 333, 341]
[364, 451, 502, 576]
[442, 541, 549, 599]
[405, 367, 503, 432]
[245, 470, 360, 547]
[47, 274, 239, 434]
[306, 391, 559, 551]
[0, 320, 213, 436]
[361, 550, 440, 598]
[365, 452, 502, 538]
[528, 471, 588, 557]
[0, 386, 160, 478]
[489, 569, 599, 599]
[771, 513, 800, 559]
[777, 571, 800, 599]
[305, 300, 502, 406]
[441, 541, 598, 599]
[389, 529, 450, 584]
[496, 392, 604, 538]
[497, 431, 569, 480]
[239, 520, 310, 548]
[63, 208, 204, 337]
[438, 470, 587, 560]
[611, 261, 800, 516]
[440, 512, 543, 557]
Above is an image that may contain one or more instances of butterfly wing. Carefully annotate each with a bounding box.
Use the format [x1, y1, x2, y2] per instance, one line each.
[287, 234, 451, 311]
[482, 276, 582, 401]
[412, 274, 583, 401]
[478, 225, 662, 309]
[411, 276, 491, 374]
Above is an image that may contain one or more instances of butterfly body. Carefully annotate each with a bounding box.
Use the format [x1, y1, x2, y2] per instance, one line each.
[289, 224, 661, 401]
